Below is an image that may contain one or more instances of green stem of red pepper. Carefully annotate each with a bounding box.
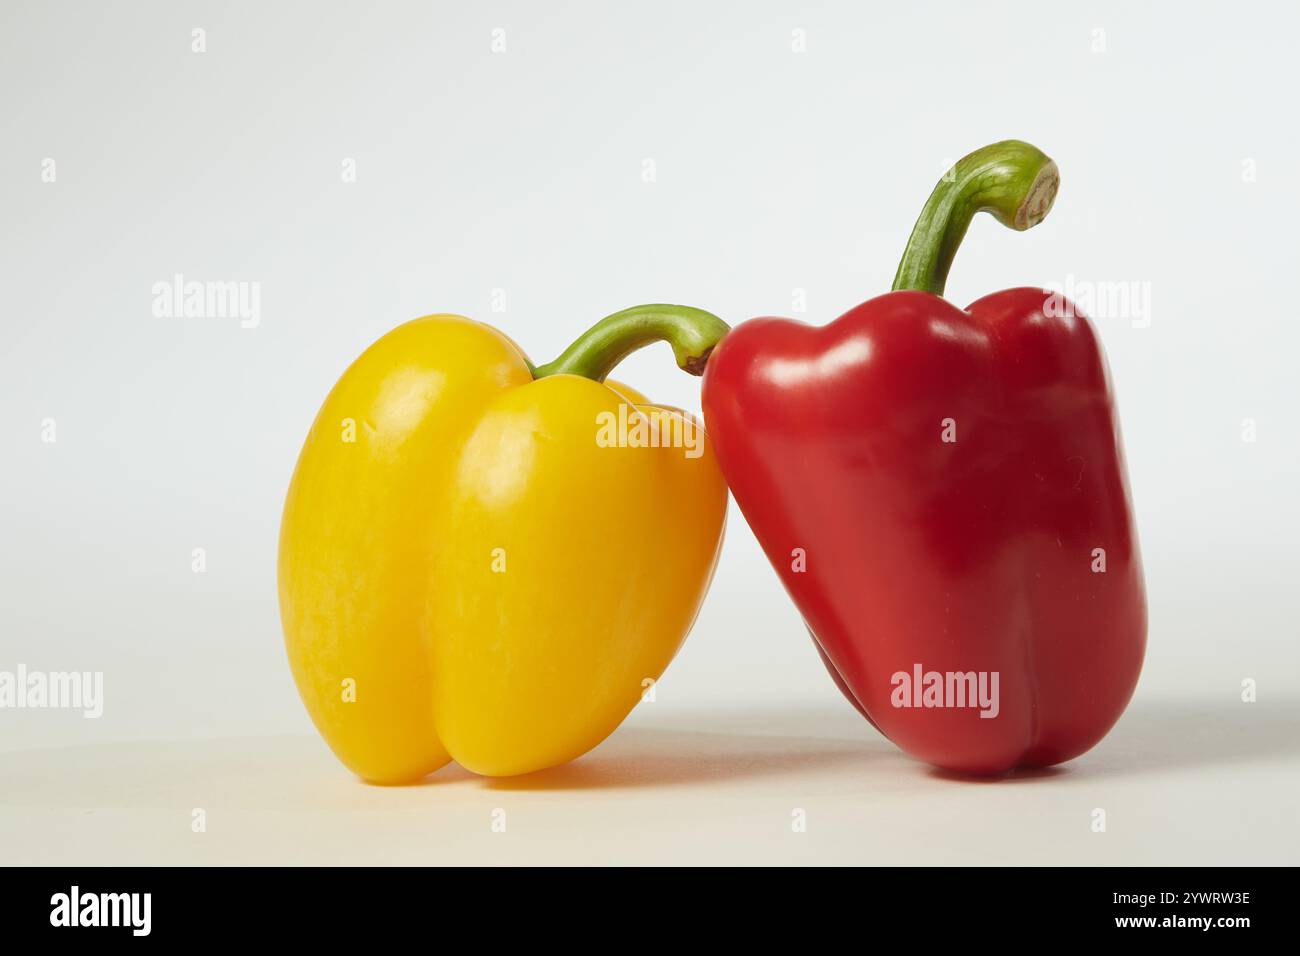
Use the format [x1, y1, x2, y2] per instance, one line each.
[533, 304, 731, 382]
[892, 140, 1060, 297]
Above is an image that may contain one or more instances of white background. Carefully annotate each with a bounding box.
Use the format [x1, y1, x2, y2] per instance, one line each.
[2, 1, 1297, 864]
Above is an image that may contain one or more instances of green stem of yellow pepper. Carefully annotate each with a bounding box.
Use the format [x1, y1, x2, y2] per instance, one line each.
[533, 304, 731, 382]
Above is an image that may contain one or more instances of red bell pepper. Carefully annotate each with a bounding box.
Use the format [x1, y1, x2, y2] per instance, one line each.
[702, 140, 1146, 774]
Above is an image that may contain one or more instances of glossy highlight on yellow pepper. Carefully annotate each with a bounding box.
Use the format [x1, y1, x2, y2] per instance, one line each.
[278, 306, 730, 782]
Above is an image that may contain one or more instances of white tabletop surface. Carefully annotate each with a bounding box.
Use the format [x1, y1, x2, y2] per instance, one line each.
[3, 695, 1295, 866]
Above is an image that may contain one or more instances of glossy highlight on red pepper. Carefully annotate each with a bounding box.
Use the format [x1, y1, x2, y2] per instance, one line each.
[702, 141, 1146, 774]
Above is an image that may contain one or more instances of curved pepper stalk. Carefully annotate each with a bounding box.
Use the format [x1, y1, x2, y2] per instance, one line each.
[892, 140, 1059, 296]
[534, 304, 731, 381]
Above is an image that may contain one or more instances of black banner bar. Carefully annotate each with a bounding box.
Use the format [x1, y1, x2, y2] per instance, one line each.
[0, 866, 1281, 941]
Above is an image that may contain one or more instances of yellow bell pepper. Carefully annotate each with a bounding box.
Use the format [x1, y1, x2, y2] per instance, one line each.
[278, 305, 730, 782]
